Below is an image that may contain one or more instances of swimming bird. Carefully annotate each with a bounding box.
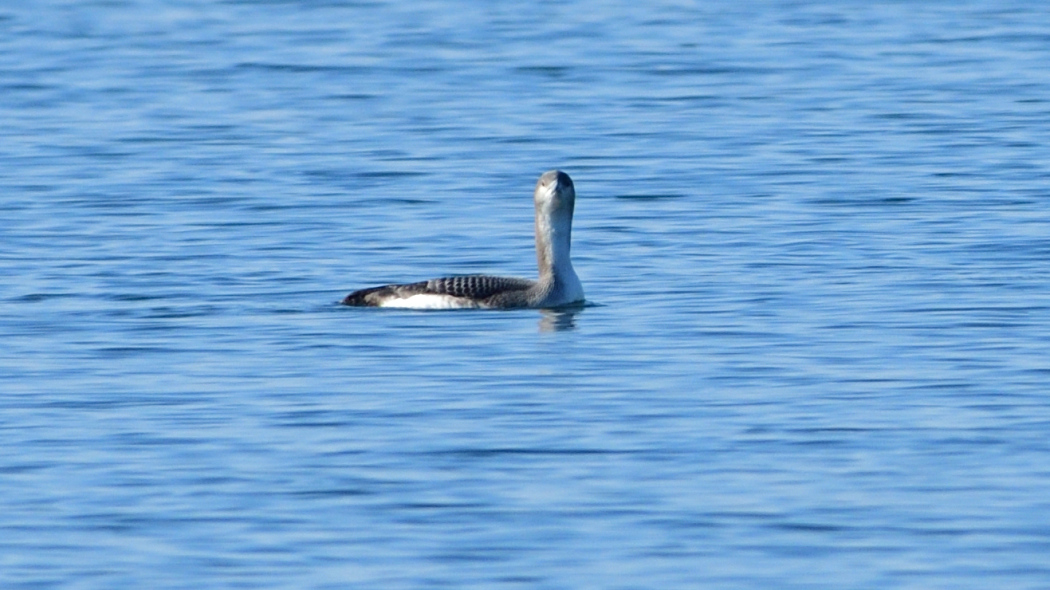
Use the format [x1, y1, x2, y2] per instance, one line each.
[342, 170, 584, 309]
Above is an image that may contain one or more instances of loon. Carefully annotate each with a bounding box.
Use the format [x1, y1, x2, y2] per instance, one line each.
[342, 170, 584, 309]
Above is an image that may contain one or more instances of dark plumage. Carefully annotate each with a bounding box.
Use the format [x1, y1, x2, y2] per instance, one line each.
[341, 275, 535, 307]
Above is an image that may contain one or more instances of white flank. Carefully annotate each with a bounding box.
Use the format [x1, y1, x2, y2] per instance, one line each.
[378, 294, 481, 310]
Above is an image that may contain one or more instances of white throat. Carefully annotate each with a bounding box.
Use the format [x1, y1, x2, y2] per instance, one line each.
[534, 176, 583, 304]
[536, 208, 575, 279]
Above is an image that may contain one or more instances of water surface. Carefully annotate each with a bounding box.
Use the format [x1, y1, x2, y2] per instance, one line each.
[2, 1, 1050, 588]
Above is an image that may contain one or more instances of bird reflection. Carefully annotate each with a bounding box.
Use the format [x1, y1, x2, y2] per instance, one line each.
[538, 305, 585, 332]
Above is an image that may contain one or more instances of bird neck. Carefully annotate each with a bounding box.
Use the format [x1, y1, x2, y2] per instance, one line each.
[535, 206, 575, 283]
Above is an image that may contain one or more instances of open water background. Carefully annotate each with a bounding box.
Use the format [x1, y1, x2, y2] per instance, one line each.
[3, 1, 1050, 588]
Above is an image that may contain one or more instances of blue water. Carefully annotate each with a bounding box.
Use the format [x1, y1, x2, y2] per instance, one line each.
[3, 1, 1050, 588]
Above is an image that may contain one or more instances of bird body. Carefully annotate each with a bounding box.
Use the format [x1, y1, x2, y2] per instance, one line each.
[342, 170, 583, 309]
